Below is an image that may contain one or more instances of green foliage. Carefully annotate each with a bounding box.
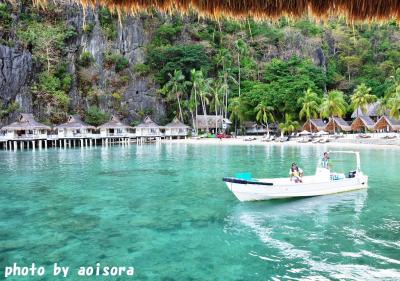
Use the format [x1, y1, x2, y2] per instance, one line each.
[320, 90, 348, 119]
[148, 44, 210, 85]
[279, 114, 300, 135]
[151, 23, 182, 47]
[0, 3, 12, 30]
[83, 23, 94, 34]
[133, 63, 150, 76]
[0, 101, 20, 118]
[85, 106, 109, 126]
[104, 52, 129, 72]
[98, 7, 117, 40]
[292, 19, 323, 36]
[78, 51, 94, 67]
[351, 83, 377, 115]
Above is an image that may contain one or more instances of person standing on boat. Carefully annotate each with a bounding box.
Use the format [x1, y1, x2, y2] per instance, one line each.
[322, 152, 330, 169]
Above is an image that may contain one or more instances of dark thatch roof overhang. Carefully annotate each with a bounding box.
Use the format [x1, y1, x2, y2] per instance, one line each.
[36, 0, 400, 21]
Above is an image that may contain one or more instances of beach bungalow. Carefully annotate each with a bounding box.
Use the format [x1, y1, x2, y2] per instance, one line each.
[98, 115, 134, 138]
[55, 115, 96, 138]
[244, 122, 267, 135]
[351, 102, 386, 121]
[195, 115, 232, 133]
[374, 116, 400, 132]
[0, 113, 51, 150]
[135, 116, 162, 138]
[325, 117, 351, 133]
[351, 116, 376, 132]
[164, 117, 190, 139]
[302, 119, 326, 133]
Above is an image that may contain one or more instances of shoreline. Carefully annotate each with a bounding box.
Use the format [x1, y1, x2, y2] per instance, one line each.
[161, 137, 400, 149]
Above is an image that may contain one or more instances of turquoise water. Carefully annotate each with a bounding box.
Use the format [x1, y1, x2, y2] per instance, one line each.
[0, 144, 399, 280]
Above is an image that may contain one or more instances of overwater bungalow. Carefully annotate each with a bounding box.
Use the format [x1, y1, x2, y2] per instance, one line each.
[98, 115, 134, 143]
[164, 117, 190, 139]
[351, 116, 376, 132]
[135, 116, 162, 139]
[302, 119, 326, 133]
[0, 113, 51, 150]
[195, 115, 232, 133]
[325, 117, 351, 133]
[374, 116, 400, 132]
[55, 115, 96, 138]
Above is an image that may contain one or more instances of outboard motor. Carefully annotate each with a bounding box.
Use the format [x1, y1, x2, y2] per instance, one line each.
[348, 171, 357, 178]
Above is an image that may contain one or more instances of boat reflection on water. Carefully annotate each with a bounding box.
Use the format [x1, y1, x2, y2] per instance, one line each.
[224, 191, 400, 280]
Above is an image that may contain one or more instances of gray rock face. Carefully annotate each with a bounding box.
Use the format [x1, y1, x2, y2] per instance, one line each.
[0, 45, 33, 125]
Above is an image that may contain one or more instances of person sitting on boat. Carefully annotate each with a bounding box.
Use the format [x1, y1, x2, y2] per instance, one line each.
[322, 152, 330, 169]
[289, 163, 303, 183]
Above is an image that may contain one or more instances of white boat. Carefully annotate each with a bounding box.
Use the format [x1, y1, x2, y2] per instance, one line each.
[223, 151, 368, 202]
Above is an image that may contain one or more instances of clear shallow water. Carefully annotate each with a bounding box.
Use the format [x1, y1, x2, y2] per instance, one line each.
[0, 144, 399, 280]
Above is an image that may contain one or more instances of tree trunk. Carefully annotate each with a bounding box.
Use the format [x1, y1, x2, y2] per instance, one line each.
[177, 93, 183, 122]
[238, 53, 241, 97]
[194, 90, 198, 135]
[215, 103, 218, 134]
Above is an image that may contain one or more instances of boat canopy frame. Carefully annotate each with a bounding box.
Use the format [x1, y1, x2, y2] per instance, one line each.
[328, 150, 361, 172]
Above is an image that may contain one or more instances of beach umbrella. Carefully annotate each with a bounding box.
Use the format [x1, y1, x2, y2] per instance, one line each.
[299, 130, 311, 135]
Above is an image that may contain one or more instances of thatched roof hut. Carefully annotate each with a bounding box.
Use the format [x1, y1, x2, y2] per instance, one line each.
[65, 0, 400, 21]
[98, 115, 133, 129]
[55, 115, 95, 130]
[0, 113, 50, 131]
[351, 102, 385, 119]
[196, 115, 232, 130]
[164, 117, 190, 129]
[135, 116, 161, 129]
[325, 117, 351, 132]
[374, 115, 400, 132]
[302, 119, 326, 133]
[351, 116, 376, 132]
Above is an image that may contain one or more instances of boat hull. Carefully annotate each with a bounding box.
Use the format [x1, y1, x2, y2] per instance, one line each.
[225, 176, 368, 202]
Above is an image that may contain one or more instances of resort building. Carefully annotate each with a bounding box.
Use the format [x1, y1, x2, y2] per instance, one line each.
[0, 113, 51, 150]
[302, 119, 326, 133]
[325, 117, 351, 133]
[351, 116, 376, 132]
[135, 116, 162, 139]
[374, 116, 400, 132]
[195, 115, 232, 133]
[244, 122, 267, 135]
[55, 115, 95, 138]
[97, 115, 134, 145]
[164, 117, 190, 139]
[351, 102, 385, 121]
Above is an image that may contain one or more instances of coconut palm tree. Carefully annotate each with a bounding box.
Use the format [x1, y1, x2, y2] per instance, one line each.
[229, 97, 242, 135]
[384, 70, 400, 119]
[351, 83, 377, 117]
[279, 114, 300, 136]
[298, 88, 320, 133]
[190, 69, 203, 134]
[211, 79, 223, 134]
[160, 70, 188, 122]
[320, 90, 348, 133]
[235, 39, 248, 97]
[255, 100, 275, 136]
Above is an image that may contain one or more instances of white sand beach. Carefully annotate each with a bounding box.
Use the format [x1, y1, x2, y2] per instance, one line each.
[162, 136, 400, 149]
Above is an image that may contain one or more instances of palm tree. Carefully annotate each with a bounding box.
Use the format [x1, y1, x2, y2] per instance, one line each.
[190, 69, 203, 134]
[298, 88, 320, 132]
[160, 70, 188, 122]
[211, 79, 223, 134]
[279, 114, 300, 136]
[320, 90, 348, 133]
[235, 39, 248, 97]
[351, 83, 377, 117]
[384, 70, 400, 119]
[229, 97, 242, 135]
[255, 100, 275, 136]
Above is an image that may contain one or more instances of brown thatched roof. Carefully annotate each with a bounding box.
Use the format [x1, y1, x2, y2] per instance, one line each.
[325, 117, 351, 132]
[0, 113, 51, 131]
[98, 115, 133, 129]
[196, 115, 232, 130]
[55, 115, 96, 130]
[302, 119, 326, 132]
[351, 116, 376, 131]
[374, 115, 400, 131]
[37, 0, 400, 21]
[135, 116, 160, 128]
[165, 117, 190, 128]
